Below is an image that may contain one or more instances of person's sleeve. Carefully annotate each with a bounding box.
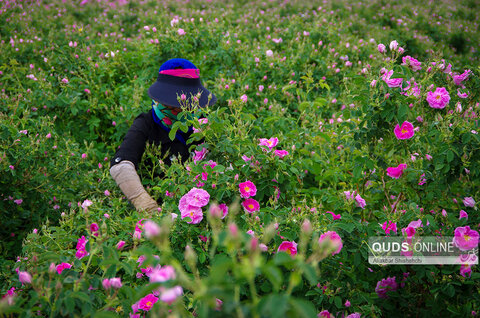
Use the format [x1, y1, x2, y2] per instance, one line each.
[109, 160, 159, 213]
[110, 114, 150, 170]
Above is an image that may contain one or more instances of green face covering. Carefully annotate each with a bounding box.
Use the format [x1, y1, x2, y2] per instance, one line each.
[152, 99, 182, 128]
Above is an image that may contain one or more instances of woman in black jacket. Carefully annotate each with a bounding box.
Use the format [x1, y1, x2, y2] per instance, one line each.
[110, 58, 216, 213]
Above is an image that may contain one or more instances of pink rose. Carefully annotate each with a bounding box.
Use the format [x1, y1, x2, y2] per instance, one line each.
[241, 198, 260, 213]
[394, 121, 415, 140]
[453, 226, 479, 251]
[160, 286, 183, 304]
[386, 163, 407, 179]
[56, 263, 72, 275]
[318, 231, 343, 255]
[239, 180, 257, 198]
[463, 197, 475, 208]
[138, 293, 159, 311]
[426, 87, 450, 109]
[277, 241, 298, 257]
[274, 150, 289, 158]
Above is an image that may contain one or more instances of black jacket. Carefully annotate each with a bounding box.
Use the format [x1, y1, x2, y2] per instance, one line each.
[110, 109, 199, 172]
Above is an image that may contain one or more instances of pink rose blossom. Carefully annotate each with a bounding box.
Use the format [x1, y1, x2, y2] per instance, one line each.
[110, 277, 122, 289]
[239, 180, 257, 198]
[377, 44, 386, 53]
[75, 236, 89, 259]
[274, 150, 289, 158]
[143, 220, 161, 238]
[394, 121, 415, 140]
[138, 293, 158, 311]
[102, 279, 111, 290]
[180, 205, 204, 224]
[56, 263, 72, 274]
[389, 40, 398, 50]
[240, 94, 248, 102]
[182, 187, 210, 207]
[90, 223, 99, 236]
[149, 266, 176, 283]
[258, 137, 278, 150]
[160, 286, 183, 304]
[453, 69, 471, 86]
[381, 221, 398, 235]
[453, 226, 479, 251]
[382, 70, 403, 88]
[386, 163, 407, 179]
[459, 210, 468, 220]
[18, 271, 32, 284]
[375, 277, 398, 298]
[460, 264, 472, 278]
[242, 198, 260, 213]
[177, 28, 185, 36]
[426, 87, 450, 109]
[355, 194, 366, 209]
[326, 211, 341, 220]
[277, 241, 298, 257]
[401, 56, 422, 71]
[318, 231, 343, 255]
[463, 197, 475, 208]
[116, 240, 126, 250]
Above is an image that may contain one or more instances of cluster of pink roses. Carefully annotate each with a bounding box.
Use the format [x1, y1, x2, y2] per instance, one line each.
[130, 286, 183, 316]
[75, 236, 89, 259]
[258, 137, 289, 158]
[239, 180, 260, 213]
[344, 191, 366, 209]
[178, 187, 210, 224]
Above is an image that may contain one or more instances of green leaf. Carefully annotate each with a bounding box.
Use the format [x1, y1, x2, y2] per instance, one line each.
[288, 298, 317, 318]
[336, 222, 355, 233]
[263, 265, 283, 290]
[94, 312, 119, 318]
[298, 101, 310, 112]
[334, 295, 342, 308]
[71, 292, 91, 303]
[258, 294, 288, 317]
[446, 150, 454, 162]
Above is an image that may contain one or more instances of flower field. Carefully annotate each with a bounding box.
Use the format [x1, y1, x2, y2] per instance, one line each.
[1, 0, 480, 317]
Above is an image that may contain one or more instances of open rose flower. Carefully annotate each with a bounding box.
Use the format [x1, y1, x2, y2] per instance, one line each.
[381, 70, 403, 88]
[180, 205, 204, 224]
[402, 56, 422, 71]
[138, 293, 158, 311]
[56, 263, 72, 275]
[242, 198, 260, 213]
[386, 163, 407, 179]
[381, 221, 397, 235]
[277, 241, 297, 257]
[258, 137, 278, 150]
[239, 180, 257, 198]
[463, 197, 475, 208]
[452, 69, 471, 86]
[394, 121, 414, 140]
[426, 87, 450, 109]
[453, 226, 479, 251]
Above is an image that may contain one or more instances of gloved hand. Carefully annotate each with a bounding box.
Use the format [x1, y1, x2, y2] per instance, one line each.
[110, 160, 159, 213]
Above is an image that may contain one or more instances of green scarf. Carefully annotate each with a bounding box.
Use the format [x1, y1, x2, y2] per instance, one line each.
[152, 100, 183, 128]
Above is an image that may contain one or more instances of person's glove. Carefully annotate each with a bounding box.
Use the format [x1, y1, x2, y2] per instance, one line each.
[110, 160, 159, 213]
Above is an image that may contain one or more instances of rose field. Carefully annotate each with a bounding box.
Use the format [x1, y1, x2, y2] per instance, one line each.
[1, 0, 480, 316]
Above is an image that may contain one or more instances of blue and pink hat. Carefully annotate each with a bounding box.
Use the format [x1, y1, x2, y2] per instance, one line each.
[147, 58, 217, 108]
